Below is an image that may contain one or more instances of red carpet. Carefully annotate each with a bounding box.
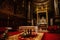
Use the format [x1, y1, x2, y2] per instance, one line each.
[42, 33, 60, 40]
[7, 31, 21, 36]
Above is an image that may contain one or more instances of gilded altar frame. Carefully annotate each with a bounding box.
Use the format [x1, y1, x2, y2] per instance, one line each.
[35, 2, 48, 28]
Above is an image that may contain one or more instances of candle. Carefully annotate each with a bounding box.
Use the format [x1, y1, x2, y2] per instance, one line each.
[50, 18, 53, 26]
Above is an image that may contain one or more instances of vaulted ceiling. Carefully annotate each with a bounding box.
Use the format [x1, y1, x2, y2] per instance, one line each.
[32, 0, 49, 3]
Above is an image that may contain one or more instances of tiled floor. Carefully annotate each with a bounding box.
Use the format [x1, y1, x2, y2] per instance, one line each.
[34, 33, 44, 40]
[7, 32, 44, 40]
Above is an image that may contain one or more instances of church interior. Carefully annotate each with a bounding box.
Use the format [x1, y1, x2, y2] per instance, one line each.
[0, 0, 60, 40]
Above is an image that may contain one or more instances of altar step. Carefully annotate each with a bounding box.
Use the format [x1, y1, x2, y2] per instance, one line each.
[38, 28, 48, 33]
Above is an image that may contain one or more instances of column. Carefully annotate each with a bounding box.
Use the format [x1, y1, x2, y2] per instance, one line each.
[54, 0, 59, 16]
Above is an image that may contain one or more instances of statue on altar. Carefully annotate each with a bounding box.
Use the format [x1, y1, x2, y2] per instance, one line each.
[39, 16, 47, 24]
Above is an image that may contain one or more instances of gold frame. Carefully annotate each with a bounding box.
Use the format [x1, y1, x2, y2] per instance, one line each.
[36, 5, 48, 28]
